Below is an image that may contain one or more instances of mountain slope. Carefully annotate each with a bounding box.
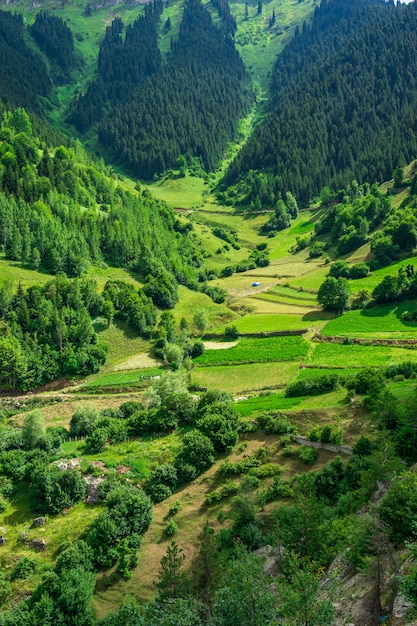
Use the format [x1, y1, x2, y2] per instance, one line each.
[223, 0, 417, 204]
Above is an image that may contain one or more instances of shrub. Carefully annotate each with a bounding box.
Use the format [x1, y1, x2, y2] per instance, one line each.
[169, 501, 181, 516]
[298, 446, 318, 464]
[118, 401, 142, 419]
[257, 412, 297, 435]
[309, 424, 343, 445]
[224, 325, 239, 340]
[286, 373, 341, 398]
[347, 368, 385, 395]
[250, 463, 282, 478]
[219, 456, 261, 475]
[10, 557, 37, 581]
[165, 520, 178, 537]
[385, 361, 417, 380]
[281, 445, 296, 457]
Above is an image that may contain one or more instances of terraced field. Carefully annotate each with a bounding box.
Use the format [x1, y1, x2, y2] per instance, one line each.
[322, 302, 417, 338]
[194, 335, 310, 366]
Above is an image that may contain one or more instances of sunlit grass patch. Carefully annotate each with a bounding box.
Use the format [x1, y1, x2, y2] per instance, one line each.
[310, 342, 417, 369]
[235, 392, 303, 416]
[322, 302, 417, 336]
[194, 335, 309, 366]
[97, 321, 151, 367]
[83, 367, 163, 389]
[191, 361, 299, 393]
[210, 313, 311, 334]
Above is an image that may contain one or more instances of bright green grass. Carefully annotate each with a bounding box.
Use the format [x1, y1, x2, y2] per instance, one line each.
[322, 302, 417, 337]
[98, 321, 151, 366]
[191, 221, 252, 270]
[267, 211, 321, 261]
[195, 210, 266, 248]
[388, 377, 417, 402]
[147, 174, 208, 209]
[294, 367, 360, 381]
[310, 342, 417, 369]
[83, 367, 163, 389]
[0, 256, 142, 293]
[210, 274, 280, 297]
[174, 286, 237, 329]
[86, 265, 143, 292]
[347, 257, 417, 294]
[61, 431, 182, 476]
[0, 487, 101, 573]
[235, 391, 303, 416]
[269, 285, 317, 302]
[195, 335, 309, 366]
[229, 0, 316, 94]
[211, 313, 311, 334]
[0, 257, 52, 289]
[254, 292, 315, 307]
[287, 264, 331, 291]
[191, 361, 299, 393]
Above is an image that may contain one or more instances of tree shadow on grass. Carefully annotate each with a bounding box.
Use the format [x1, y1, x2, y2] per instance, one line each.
[302, 310, 335, 322]
[359, 301, 417, 324]
[112, 319, 141, 339]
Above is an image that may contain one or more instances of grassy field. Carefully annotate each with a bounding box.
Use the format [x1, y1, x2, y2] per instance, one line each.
[294, 367, 360, 381]
[194, 335, 309, 366]
[234, 387, 348, 416]
[346, 256, 417, 294]
[0, 256, 142, 293]
[61, 432, 182, 477]
[268, 285, 318, 302]
[147, 174, 209, 209]
[229, 0, 316, 95]
[210, 313, 311, 334]
[309, 342, 417, 369]
[83, 367, 163, 390]
[322, 302, 417, 337]
[190, 361, 299, 393]
[97, 322, 152, 368]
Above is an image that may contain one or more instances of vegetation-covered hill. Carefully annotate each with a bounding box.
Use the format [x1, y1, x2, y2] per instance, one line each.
[223, 0, 417, 205]
[2, 0, 417, 623]
[70, 0, 252, 178]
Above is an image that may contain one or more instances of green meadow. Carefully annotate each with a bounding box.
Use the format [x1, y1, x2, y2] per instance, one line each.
[322, 302, 417, 337]
[190, 361, 299, 394]
[195, 335, 309, 366]
[309, 342, 417, 369]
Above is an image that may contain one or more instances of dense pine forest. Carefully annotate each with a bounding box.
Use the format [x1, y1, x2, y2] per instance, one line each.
[70, 0, 252, 178]
[223, 0, 417, 205]
[0, 12, 51, 113]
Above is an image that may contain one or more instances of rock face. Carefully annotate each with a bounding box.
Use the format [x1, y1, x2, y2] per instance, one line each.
[32, 517, 46, 528]
[83, 475, 105, 504]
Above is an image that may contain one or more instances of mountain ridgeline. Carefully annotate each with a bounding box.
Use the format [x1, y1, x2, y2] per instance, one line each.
[70, 0, 252, 178]
[223, 0, 417, 205]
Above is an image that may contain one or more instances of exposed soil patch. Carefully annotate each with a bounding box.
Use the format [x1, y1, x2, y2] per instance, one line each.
[203, 340, 239, 350]
[114, 353, 160, 371]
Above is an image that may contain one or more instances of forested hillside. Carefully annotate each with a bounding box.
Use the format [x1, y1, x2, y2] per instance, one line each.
[0, 106, 217, 390]
[70, 0, 252, 178]
[0, 108, 202, 284]
[223, 0, 417, 205]
[3, 0, 417, 624]
[0, 12, 51, 113]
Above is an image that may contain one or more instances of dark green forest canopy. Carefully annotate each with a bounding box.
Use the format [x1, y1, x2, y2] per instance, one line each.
[30, 11, 83, 85]
[223, 0, 417, 204]
[0, 12, 51, 113]
[70, 0, 252, 178]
